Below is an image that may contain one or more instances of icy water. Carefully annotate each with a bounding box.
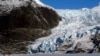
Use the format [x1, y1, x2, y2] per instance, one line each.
[28, 5, 100, 54]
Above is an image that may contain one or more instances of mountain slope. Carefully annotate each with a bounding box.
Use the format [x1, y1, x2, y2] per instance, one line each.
[0, 0, 61, 54]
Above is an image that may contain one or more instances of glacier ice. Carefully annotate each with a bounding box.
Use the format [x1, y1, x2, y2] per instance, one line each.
[28, 5, 100, 54]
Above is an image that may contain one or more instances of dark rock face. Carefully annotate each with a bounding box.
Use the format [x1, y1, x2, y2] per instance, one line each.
[0, 1, 61, 41]
[8, 6, 60, 30]
[91, 31, 100, 53]
[0, 0, 61, 54]
[7, 28, 51, 41]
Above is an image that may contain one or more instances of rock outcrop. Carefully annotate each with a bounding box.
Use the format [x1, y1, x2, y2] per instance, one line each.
[0, 0, 61, 54]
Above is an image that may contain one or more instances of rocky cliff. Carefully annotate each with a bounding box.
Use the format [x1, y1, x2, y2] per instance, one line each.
[0, 0, 61, 54]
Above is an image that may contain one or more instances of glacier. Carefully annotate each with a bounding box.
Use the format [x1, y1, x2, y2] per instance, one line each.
[28, 5, 100, 54]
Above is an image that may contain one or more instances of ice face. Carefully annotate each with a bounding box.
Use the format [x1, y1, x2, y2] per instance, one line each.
[28, 5, 100, 54]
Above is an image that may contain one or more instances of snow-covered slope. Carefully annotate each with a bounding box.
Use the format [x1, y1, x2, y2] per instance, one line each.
[28, 5, 100, 54]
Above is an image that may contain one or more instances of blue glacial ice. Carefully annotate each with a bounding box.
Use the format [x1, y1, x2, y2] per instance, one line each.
[28, 5, 100, 54]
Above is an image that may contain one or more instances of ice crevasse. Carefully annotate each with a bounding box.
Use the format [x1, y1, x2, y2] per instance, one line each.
[28, 4, 100, 54]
